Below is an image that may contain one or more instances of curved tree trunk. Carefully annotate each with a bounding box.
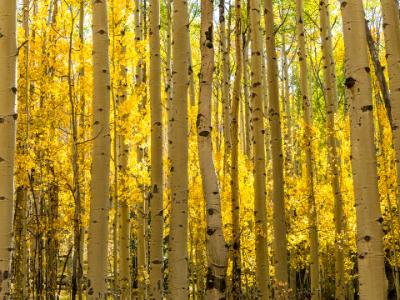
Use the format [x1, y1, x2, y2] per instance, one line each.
[0, 0, 17, 297]
[197, 0, 228, 298]
[340, 0, 387, 298]
[87, 0, 111, 297]
[318, 1, 345, 299]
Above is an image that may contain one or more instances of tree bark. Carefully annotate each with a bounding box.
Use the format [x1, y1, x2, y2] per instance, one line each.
[296, 1, 321, 298]
[167, 0, 190, 296]
[380, 0, 400, 219]
[319, 2, 345, 299]
[264, 1, 289, 295]
[0, 0, 17, 297]
[340, 0, 387, 298]
[230, 0, 242, 297]
[14, 187, 28, 299]
[87, 0, 111, 297]
[249, 0, 270, 297]
[197, 0, 229, 298]
[149, 0, 164, 295]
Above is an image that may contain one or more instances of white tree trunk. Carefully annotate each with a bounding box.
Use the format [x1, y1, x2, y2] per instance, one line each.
[167, 0, 190, 296]
[0, 0, 17, 297]
[340, 0, 387, 298]
[87, 0, 111, 297]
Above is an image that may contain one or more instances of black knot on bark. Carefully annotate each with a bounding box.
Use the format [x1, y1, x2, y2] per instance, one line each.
[361, 105, 373, 112]
[199, 130, 210, 137]
[344, 77, 356, 88]
[207, 227, 216, 236]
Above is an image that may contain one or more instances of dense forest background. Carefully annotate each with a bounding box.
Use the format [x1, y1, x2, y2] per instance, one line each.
[0, 0, 399, 299]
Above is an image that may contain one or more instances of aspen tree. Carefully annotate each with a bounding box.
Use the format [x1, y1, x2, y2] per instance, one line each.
[188, 37, 196, 107]
[14, 187, 28, 299]
[72, 3, 86, 298]
[0, 0, 17, 297]
[47, 184, 59, 298]
[220, 0, 231, 152]
[197, 0, 228, 298]
[14, 0, 30, 296]
[137, 148, 147, 300]
[243, 32, 252, 158]
[281, 33, 292, 173]
[249, 0, 270, 297]
[87, 0, 111, 297]
[380, 0, 400, 214]
[70, 3, 83, 297]
[230, 0, 242, 296]
[118, 72, 131, 299]
[117, 14, 131, 298]
[264, 0, 289, 293]
[149, 0, 164, 295]
[134, 0, 148, 297]
[340, 0, 386, 298]
[318, 1, 345, 299]
[296, 0, 320, 298]
[168, 0, 190, 296]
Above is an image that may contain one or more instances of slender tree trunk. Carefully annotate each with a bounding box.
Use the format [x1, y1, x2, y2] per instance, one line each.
[296, 1, 321, 298]
[188, 34, 196, 107]
[319, 2, 345, 299]
[70, 4, 83, 297]
[197, 0, 229, 298]
[87, 0, 111, 297]
[380, 0, 400, 217]
[281, 33, 292, 174]
[137, 148, 148, 300]
[230, 0, 242, 297]
[135, 1, 148, 298]
[365, 22, 392, 126]
[220, 0, 231, 153]
[249, 0, 270, 297]
[14, 0, 30, 296]
[264, 1, 289, 295]
[168, 0, 190, 295]
[340, 0, 387, 298]
[117, 37, 131, 299]
[149, 0, 164, 295]
[0, 0, 17, 297]
[14, 186, 28, 299]
[243, 32, 252, 158]
[46, 183, 59, 299]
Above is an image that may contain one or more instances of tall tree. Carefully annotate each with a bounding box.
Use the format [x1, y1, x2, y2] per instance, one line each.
[0, 0, 17, 297]
[197, 0, 228, 298]
[168, 0, 190, 296]
[318, 1, 345, 299]
[117, 9, 131, 298]
[340, 0, 386, 298]
[149, 0, 164, 295]
[230, 0, 242, 296]
[296, 0, 320, 298]
[71, 3, 84, 298]
[219, 0, 231, 154]
[249, 0, 270, 297]
[87, 0, 111, 297]
[380, 0, 400, 214]
[264, 0, 289, 294]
